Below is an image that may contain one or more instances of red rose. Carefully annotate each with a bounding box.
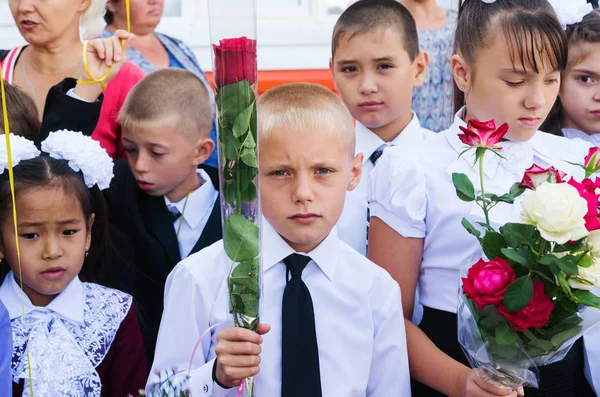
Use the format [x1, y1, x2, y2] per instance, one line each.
[497, 280, 555, 331]
[584, 147, 600, 169]
[462, 258, 517, 311]
[519, 164, 566, 190]
[567, 177, 600, 231]
[458, 119, 508, 149]
[213, 36, 257, 88]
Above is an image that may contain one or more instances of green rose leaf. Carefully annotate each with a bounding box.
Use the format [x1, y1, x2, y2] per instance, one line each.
[461, 218, 481, 239]
[501, 247, 529, 268]
[572, 290, 600, 309]
[550, 326, 582, 348]
[224, 213, 259, 262]
[240, 147, 258, 168]
[232, 102, 255, 138]
[216, 80, 253, 116]
[452, 173, 475, 202]
[499, 223, 538, 248]
[241, 128, 257, 149]
[240, 180, 258, 202]
[240, 293, 259, 317]
[495, 321, 518, 345]
[577, 254, 593, 269]
[482, 231, 507, 261]
[503, 275, 533, 312]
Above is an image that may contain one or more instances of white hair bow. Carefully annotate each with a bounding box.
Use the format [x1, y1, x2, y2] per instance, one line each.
[548, 0, 593, 30]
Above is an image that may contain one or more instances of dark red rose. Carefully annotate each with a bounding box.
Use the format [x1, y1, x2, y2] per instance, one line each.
[462, 258, 517, 311]
[458, 119, 508, 148]
[567, 177, 600, 231]
[519, 164, 566, 190]
[497, 280, 555, 331]
[213, 36, 257, 87]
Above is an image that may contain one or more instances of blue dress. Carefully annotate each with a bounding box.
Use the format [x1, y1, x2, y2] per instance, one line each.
[0, 300, 12, 396]
[98, 30, 219, 168]
[412, 10, 457, 133]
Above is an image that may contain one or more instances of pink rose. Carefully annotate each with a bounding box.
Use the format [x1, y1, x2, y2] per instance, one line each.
[462, 258, 517, 311]
[584, 147, 600, 169]
[567, 177, 600, 231]
[519, 164, 566, 190]
[497, 280, 555, 331]
[458, 119, 509, 149]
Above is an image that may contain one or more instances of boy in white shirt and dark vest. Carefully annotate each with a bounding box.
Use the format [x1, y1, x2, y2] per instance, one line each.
[149, 83, 411, 396]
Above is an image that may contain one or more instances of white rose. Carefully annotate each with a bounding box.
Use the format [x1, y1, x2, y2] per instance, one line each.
[588, 229, 600, 258]
[520, 182, 589, 244]
[568, 261, 600, 290]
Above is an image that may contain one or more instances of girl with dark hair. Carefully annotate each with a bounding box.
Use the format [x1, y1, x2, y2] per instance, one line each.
[0, 132, 147, 395]
[542, 4, 600, 141]
[367, 0, 598, 396]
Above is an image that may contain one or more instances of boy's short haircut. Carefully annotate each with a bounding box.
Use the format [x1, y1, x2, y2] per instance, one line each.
[332, 0, 420, 61]
[119, 68, 213, 139]
[1, 82, 40, 141]
[258, 82, 355, 157]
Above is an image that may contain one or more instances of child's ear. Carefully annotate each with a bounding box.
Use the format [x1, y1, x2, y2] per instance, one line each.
[412, 51, 429, 88]
[192, 138, 216, 166]
[452, 53, 470, 94]
[85, 214, 95, 251]
[347, 153, 363, 191]
[329, 58, 340, 92]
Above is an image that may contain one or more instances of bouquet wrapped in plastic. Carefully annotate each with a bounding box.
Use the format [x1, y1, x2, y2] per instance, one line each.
[452, 120, 600, 389]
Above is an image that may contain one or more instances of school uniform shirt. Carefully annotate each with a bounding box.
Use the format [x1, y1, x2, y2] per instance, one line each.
[0, 300, 11, 397]
[337, 113, 432, 255]
[368, 108, 599, 394]
[562, 128, 600, 147]
[149, 220, 410, 397]
[164, 169, 219, 258]
[0, 272, 147, 396]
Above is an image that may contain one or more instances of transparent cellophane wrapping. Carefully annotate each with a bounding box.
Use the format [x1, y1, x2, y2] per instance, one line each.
[457, 291, 600, 390]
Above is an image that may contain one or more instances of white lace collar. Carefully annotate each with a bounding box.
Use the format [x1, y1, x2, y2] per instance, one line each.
[0, 273, 132, 397]
[0, 272, 84, 324]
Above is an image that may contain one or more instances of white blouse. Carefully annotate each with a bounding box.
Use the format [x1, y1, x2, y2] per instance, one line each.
[369, 111, 599, 392]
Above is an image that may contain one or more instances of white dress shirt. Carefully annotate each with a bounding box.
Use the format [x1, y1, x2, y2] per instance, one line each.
[369, 108, 599, 393]
[164, 168, 218, 258]
[562, 128, 600, 147]
[337, 113, 432, 255]
[149, 220, 410, 397]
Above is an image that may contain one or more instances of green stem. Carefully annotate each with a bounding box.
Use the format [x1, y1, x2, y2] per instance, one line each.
[235, 161, 242, 214]
[479, 155, 490, 226]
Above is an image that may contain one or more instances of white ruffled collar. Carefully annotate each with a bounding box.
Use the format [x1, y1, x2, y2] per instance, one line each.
[0, 272, 84, 324]
[563, 128, 600, 147]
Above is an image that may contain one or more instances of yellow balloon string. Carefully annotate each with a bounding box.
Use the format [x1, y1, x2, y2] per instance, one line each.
[1, 71, 33, 396]
[78, 0, 131, 89]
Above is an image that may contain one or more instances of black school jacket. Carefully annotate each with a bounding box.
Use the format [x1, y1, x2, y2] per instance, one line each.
[104, 160, 223, 363]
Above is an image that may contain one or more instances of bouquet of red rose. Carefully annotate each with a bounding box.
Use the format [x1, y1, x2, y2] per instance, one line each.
[453, 120, 600, 389]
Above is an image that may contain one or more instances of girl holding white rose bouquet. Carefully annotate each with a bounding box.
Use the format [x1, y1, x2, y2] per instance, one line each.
[367, 0, 599, 396]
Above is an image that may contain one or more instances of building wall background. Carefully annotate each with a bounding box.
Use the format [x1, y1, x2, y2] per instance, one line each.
[0, 0, 457, 71]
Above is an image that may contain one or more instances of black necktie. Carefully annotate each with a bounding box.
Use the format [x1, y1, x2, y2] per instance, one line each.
[366, 146, 386, 253]
[281, 253, 322, 397]
[167, 205, 180, 222]
[370, 147, 385, 165]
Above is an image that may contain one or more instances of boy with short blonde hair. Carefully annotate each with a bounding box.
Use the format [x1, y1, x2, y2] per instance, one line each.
[150, 82, 410, 397]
